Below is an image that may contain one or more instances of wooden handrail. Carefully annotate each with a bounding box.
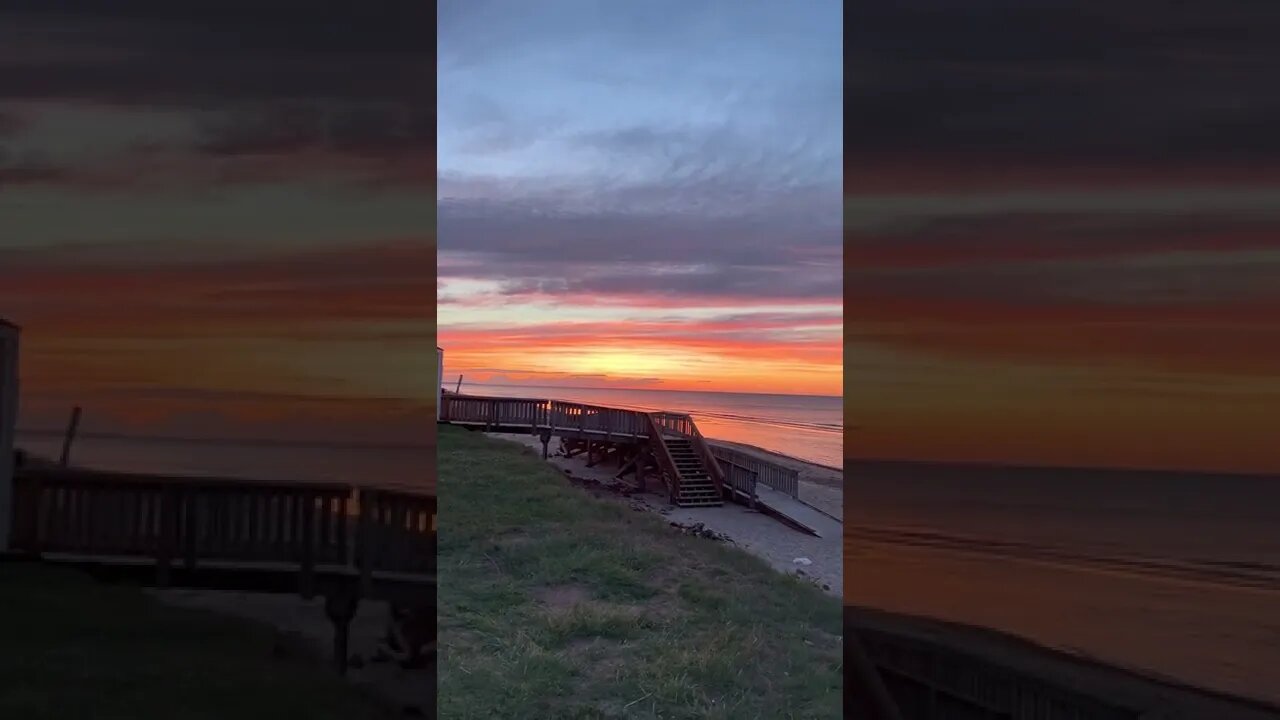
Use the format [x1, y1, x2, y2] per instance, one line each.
[686, 422, 727, 499]
[9, 470, 435, 580]
[15, 465, 354, 494]
[644, 414, 682, 503]
[648, 411, 727, 499]
[847, 631, 905, 720]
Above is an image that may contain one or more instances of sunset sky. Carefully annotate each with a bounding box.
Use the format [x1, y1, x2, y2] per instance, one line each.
[0, 3, 433, 445]
[437, 0, 843, 397]
[848, 1, 1280, 473]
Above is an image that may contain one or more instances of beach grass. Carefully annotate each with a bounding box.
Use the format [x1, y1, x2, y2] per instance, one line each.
[0, 562, 391, 719]
[437, 425, 842, 719]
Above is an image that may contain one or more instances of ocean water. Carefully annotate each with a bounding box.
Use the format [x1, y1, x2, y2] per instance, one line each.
[14, 431, 434, 493]
[456, 382, 844, 469]
[846, 460, 1280, 705]
[846, 461, 1280, 571]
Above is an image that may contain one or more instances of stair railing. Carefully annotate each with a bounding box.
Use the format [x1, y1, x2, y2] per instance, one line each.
[644, 413, 683, 503]
[686, 420, 727, 499]
[649, 411, 726, 500]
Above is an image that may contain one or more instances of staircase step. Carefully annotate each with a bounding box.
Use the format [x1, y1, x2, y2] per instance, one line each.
[678, 487, 720, 496]
[675, 493, 722, 500]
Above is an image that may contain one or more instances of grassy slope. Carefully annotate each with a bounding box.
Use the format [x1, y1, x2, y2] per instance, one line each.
[0, 563, 390, 720]
[438, 425, 842, 720]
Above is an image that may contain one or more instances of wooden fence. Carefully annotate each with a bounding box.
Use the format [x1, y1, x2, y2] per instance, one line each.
[441, 395, 650, 438]
[709, 445, 800, 498]
[8, 467, 435, 592]
[857, 627, 1140, 720]
[719, 459, 759, 502]
[443, 394, 799, 500]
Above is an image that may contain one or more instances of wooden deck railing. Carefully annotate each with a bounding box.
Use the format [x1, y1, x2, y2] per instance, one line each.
[650, 411, 694, 437]
[8, 467, 435, 590]
[856, 626, 1140, 719]
[708, 445, 800, 498]
[441, 395, 649, 438]
[719, 459, 758, 503]
[355, 488, 436, 583]
[444, 393, 802, 500]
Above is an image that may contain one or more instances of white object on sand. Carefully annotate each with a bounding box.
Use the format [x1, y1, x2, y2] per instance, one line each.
[793, 557, 812, 566]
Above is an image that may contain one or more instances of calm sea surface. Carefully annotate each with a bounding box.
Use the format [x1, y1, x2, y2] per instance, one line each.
[847, 460, 1280, 705]
[459, 382, 844, 469]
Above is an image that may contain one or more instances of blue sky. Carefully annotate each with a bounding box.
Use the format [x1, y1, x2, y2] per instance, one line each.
[437, 0, 844, 395]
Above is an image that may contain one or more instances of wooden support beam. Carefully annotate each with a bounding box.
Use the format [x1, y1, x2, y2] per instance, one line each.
[324, 579, 361, 676]
[299, 491, 316, 599]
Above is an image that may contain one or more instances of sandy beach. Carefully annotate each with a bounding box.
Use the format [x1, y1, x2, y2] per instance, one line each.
[490, 432, 844, 597]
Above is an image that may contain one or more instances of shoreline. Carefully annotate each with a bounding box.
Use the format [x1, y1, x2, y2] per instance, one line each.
[708, 438, 844, 479]
[490, 431, 844, 596]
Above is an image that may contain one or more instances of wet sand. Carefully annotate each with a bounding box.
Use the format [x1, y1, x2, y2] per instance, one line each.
[493, 433, 844, 597]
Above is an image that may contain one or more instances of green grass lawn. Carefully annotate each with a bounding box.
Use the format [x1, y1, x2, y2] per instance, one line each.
[437, 425, 842, 720]
[0, 563, 391, 719]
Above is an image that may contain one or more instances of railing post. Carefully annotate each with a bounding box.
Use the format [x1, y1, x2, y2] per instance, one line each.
[184, 487, 198, 570]
[356, 489, 373, 597]
[13, 473, 42, 555]
[299, 490, 316, 599]
[156, 485, 178, 587]
[847, 630, 904, 720]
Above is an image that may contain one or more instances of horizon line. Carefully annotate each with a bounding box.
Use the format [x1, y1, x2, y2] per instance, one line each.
[452, 379, 843, 400]
[14, 428, 433, 453]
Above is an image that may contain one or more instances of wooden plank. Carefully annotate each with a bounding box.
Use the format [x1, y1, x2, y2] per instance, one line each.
[299, 491, 316, 598]
[183, 489, 198, 570]
[156, 485, 177, 587]
[356, 490, 373, 596]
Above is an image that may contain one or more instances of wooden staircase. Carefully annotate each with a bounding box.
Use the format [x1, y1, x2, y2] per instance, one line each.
[659, 434, 723, 507]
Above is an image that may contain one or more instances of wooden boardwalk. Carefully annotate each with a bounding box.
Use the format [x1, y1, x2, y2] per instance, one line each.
[441, 393, 805, 514]
[4, 464, 435, 673]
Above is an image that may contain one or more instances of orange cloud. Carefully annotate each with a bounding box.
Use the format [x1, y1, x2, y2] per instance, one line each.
[439, 316, 842, 396]
[1, 238, 434, 439]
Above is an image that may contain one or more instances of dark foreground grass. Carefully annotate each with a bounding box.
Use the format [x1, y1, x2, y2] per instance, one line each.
[0, 563, 390, 719]
[438, 425, 842, 719]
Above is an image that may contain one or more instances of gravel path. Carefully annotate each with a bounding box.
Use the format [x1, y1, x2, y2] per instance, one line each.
[493, 433, 844, 597]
